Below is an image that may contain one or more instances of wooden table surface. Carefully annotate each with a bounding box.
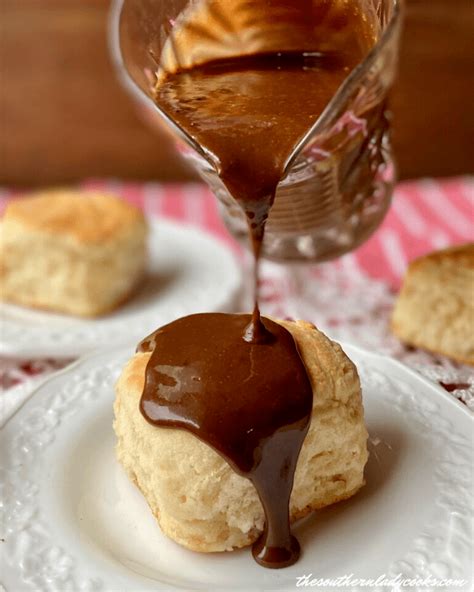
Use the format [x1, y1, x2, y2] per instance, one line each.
[0, 0, 473, 187]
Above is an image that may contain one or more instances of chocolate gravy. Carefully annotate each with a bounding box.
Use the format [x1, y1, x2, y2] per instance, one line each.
[155, 49, 373, 219]
[138, 1, 376, 568]
[138, 314, 313, 567]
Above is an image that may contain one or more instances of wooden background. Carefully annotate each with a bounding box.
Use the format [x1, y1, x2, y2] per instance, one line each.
[0, 0, 473, 187]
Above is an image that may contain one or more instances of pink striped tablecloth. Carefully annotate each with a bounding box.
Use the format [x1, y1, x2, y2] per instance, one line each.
[1, 176, 472, 287]
[1, 177, 473, 411]
[76, 176, 473, 288]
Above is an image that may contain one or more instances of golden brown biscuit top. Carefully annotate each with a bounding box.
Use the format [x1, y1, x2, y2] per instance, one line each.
[410, 243, 474, 271]
[3, 190, 146, 244]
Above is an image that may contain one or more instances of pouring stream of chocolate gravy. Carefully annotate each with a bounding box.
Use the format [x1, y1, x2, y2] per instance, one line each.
[139, 2, 375, 568]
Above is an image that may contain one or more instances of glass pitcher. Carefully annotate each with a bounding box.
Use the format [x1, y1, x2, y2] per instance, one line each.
[109, 0, 403, 262]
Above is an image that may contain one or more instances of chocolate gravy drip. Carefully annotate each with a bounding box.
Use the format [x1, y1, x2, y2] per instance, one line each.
[138, 313, 313, 567]
[138, 3, 376, 568]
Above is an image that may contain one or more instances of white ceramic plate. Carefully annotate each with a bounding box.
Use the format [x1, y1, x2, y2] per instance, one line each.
[0, 219, 241, 359]
[1, 345, 473, 592]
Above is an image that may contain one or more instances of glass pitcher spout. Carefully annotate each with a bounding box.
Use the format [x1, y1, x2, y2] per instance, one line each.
[110, 0, 403, 262]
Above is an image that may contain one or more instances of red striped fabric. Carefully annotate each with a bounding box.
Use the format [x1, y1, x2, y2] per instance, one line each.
[2, 177, 473, 288]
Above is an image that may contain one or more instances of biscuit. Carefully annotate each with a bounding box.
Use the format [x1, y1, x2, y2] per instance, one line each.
[392, 244, 474, 365]
[114, 320, 368, 552]
[0, 190, 147, 317]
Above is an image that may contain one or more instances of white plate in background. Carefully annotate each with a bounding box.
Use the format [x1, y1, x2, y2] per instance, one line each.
[0, 219, 241, 358]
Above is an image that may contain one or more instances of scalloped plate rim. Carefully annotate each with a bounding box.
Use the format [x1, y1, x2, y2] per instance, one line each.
[1, 343, 473, 592]
[3, 341, 472, 428]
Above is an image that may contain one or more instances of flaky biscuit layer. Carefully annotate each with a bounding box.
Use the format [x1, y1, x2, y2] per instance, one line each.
[0, 190, 147, 317]
[392, 244, 474, 365]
